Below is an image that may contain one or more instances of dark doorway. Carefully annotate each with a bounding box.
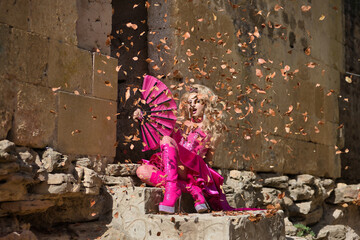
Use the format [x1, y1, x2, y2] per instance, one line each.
[111, 0, 150, 163]
[340, 1, 360, 183]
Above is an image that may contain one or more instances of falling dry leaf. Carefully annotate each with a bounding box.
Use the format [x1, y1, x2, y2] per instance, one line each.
[301, 5, 312, 12]
[52, 87, 61, 92]
[183, 32, 191, 40]
[258, 58, 267, 64]
[285, 105, 294, 115]
[126, 22, 138, 30]
[274, 4, 283, 11]
[306, 62, 317, 68]
[256, 69, 263, 78]
[213, 13, 217, 21]
[125, 88, 130, 102]
[254, 27, 260, 38]
[319, 15, 326, 21]
[345, 76, 352, 83]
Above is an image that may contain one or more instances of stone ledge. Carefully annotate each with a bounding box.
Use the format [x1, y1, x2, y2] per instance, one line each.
[107, 186, 285, 239]
[105, 164, 140, 176]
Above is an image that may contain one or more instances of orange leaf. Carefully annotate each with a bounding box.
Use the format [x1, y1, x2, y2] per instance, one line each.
[274, 4, 283, 11]
[126, 22, 138, 30]
[301, 5, 311, 12]
[256, 69, 263, 78]
[257, 58, 267, 64]
[183, 32, 190, 40]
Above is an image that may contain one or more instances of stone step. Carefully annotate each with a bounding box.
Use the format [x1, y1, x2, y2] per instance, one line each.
[105, 163, 140, 177]
[106, 186, 285, 240]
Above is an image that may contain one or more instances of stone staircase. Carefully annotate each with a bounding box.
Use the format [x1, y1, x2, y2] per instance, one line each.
[85, 163, 286, 240]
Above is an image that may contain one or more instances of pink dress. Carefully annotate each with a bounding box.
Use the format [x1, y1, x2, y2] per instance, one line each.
[145, 127, 224, 200]
[144, 126, 260, 211]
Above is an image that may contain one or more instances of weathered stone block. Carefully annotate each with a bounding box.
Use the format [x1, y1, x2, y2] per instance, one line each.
[48, 40, 92, 94]
[0, 174, 34, 201]
[93, 53, 118, 101]
[41, 148, 71, 173]
[0, 200, 55, 215]
[0, 0, 30, 31]
[328, 184, 360, 204]
[0, 230, 38, 240]
[7, 28, 50, 85]
[0, 162, 20, 175]
[0, 24, 11, 79]
[297, 174, 315, 185]
[288, 184, 314, 201]
[0, 140, 16, 163]
[47, 173, 76, 185]
[263, 176, 289, 189]
[29, 0, 77, 44]
[0, 78, 17, 140]
[8, 82, 56, 148]
[279, 137, 340, 178]
[56, 92, 116, 157]
[105, 163, 139, 176]
[76, 0, 112, 54]
[262, 187, 282, 205]
[108, 186, 285, 240]
[101, 176, 135, 186]
[0, 110, 12, 141]
[83, 167, 102, 188]
[316, 225, 358, 240]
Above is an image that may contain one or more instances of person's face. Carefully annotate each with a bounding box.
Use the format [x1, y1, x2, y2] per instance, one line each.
[188, 93, 206, 118]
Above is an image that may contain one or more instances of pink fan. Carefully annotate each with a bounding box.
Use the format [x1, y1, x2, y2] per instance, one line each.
[138, 75, 177, 151]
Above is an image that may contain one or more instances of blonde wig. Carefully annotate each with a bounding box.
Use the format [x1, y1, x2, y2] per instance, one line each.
[178, 84, 227, 149]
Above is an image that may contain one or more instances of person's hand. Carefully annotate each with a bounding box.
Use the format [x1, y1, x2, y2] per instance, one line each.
[133, 108, 143, 122]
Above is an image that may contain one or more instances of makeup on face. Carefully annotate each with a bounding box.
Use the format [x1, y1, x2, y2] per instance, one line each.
[188, 93, 205, 118]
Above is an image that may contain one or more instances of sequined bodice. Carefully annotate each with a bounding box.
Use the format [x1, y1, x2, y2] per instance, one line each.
[179, 127, 210, 158]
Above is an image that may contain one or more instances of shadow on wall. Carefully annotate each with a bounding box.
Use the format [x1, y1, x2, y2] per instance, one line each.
[111, 0, 152, 164]
[340, 0, 360, 183]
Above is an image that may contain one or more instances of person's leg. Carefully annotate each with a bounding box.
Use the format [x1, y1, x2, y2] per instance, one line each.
[136, 164, 165, 187]
[178, 178, 209, 213]
[158, 136, 181, 214]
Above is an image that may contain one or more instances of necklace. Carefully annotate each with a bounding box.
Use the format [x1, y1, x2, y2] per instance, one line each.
[191, 117, 203, 123]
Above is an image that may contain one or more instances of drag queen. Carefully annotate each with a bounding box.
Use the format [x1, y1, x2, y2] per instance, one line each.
[134, 84, 256, 214]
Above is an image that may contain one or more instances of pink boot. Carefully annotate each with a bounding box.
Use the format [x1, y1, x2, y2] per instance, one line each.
[158, 144, 181, 214]
[179, 180, 208, 213]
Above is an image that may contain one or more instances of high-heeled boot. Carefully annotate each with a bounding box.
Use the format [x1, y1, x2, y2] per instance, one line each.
[158, 144, 181, 214]
[179, 180, 208, 213]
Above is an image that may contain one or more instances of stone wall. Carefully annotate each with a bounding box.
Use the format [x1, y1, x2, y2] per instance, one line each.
[221, 169, 360, 239]
[0, 0, 117, 159]
[143, 0, 344, 178]
[0, 140, 114, 238]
